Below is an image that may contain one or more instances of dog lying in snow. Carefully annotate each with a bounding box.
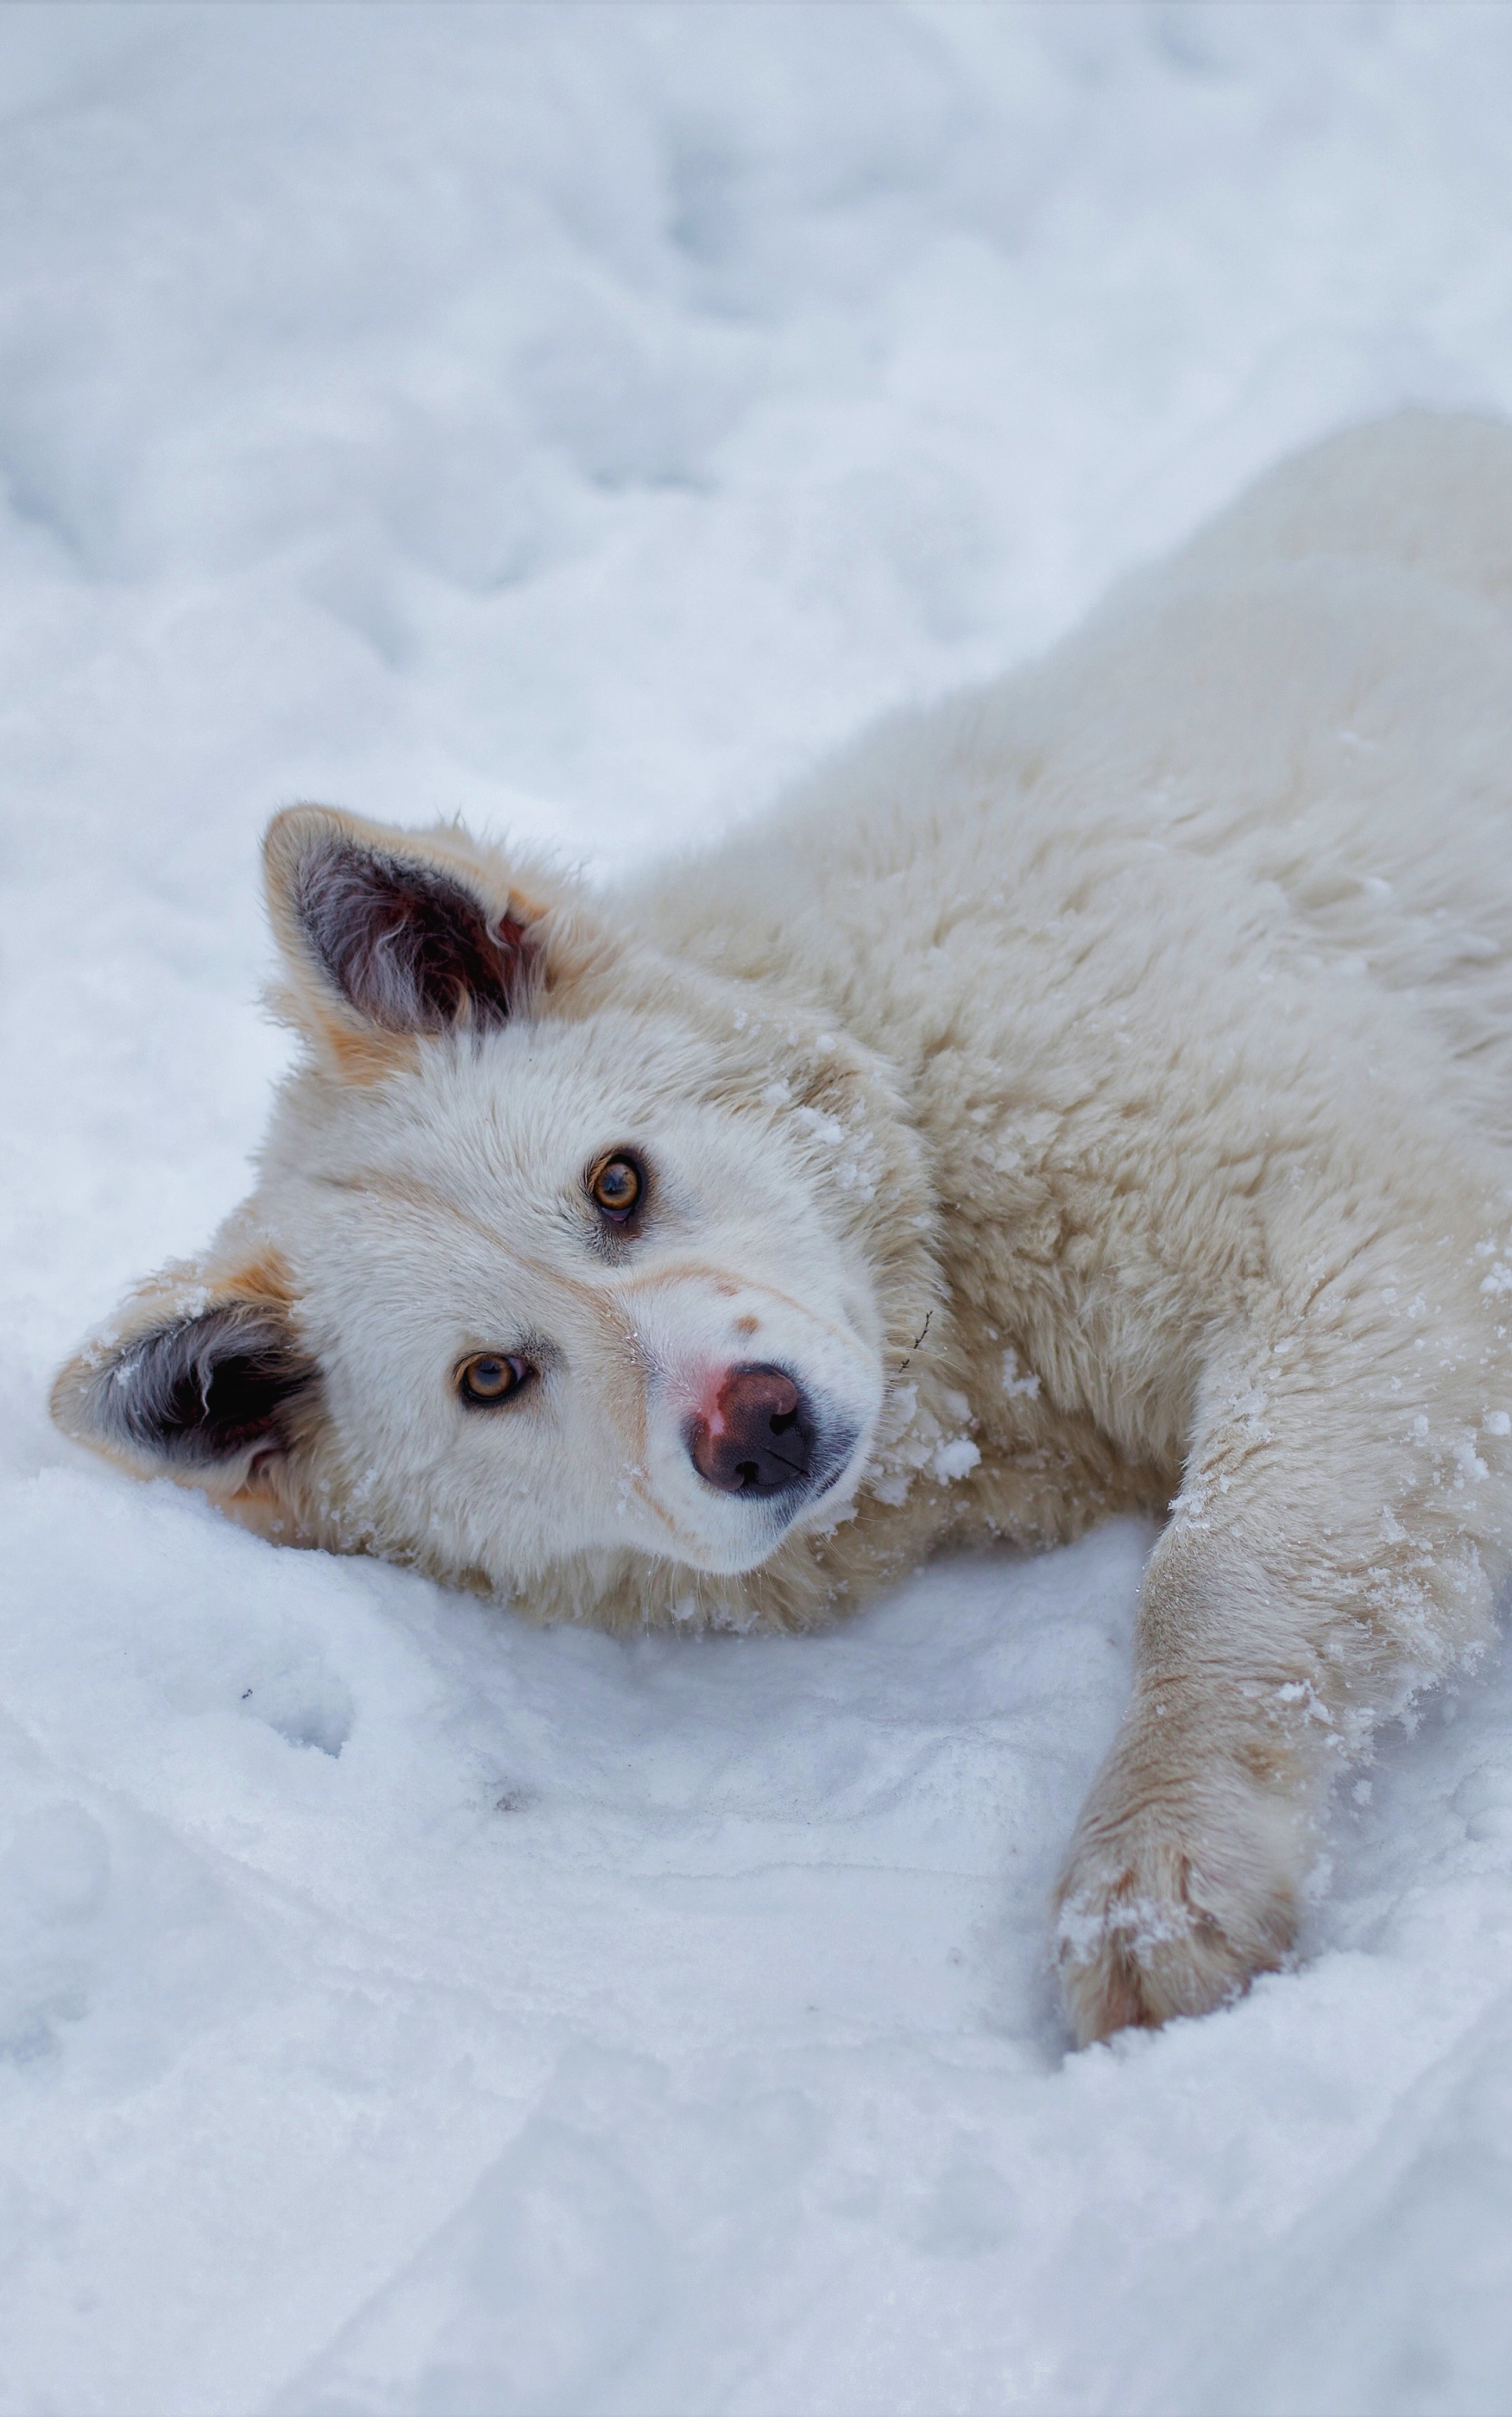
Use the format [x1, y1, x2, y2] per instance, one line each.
[53, 411, 1512, 2044]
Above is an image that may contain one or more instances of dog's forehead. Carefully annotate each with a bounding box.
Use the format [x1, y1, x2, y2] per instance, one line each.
[457, 1008, 712, 1145]
[327, 1010, 713, 1173]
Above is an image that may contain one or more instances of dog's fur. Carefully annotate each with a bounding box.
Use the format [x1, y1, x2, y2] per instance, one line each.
[53, 412, 1512, 2044]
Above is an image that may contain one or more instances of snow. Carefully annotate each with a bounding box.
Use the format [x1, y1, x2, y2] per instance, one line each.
[4, 4, 1512, 2410]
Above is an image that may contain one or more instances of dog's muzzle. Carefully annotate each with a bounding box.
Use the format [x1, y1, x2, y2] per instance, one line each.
[686, 1364, 816, 1496]
[684, 1363, 863, 1530]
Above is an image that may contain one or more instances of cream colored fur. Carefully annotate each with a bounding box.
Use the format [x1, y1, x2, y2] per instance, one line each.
[53, 411, 1512, 2044]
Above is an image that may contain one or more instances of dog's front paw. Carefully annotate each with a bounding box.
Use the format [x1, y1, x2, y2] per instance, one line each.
[1052, 1798, 1300, 2047]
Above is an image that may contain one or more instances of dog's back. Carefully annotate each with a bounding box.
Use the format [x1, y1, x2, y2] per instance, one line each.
[637, 411, 1512, 1146]
[1166, 407, 1512, 610]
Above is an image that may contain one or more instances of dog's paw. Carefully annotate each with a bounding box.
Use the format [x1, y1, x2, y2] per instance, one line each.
[1052, 1814, 1299, 2048]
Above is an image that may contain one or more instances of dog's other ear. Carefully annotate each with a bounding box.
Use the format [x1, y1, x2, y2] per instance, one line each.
[263, 805, 558, 1067]
[51, 1260, 320, 1495]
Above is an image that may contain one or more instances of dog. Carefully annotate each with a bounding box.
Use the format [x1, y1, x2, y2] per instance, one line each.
[53, 411, 1512, 2045]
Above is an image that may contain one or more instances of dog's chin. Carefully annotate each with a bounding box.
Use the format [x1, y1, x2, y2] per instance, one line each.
[678, 1524, 799, 1579]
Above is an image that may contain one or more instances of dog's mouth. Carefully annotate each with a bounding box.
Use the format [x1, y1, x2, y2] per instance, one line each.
[809, 1420, 862, 1500]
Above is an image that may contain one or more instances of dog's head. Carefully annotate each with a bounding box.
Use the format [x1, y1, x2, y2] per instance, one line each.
[54, 809, 932, 1607]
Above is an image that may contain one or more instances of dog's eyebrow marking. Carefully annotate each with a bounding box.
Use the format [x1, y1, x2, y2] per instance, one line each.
[614, 1258, 860, 1350]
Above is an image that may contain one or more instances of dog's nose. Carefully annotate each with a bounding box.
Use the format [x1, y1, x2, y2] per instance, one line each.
[688, 1364, 816, 1496]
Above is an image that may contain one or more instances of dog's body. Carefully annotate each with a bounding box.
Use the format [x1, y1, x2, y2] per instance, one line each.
[54, 411, 1512, 2042]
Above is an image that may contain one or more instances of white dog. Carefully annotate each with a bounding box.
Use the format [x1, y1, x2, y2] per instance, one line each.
[54, 412, 1512, 2044]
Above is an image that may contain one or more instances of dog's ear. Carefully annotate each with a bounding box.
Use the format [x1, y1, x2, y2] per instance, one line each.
[263, 806, 559, 1068]
[51, 1261, 320, 1494]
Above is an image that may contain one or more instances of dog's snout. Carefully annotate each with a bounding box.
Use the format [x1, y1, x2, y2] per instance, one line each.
[688, 1364, 815, 1496]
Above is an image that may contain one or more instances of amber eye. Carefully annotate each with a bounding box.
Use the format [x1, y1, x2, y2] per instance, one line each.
[457, 1352, 532, 1406]
[589, 1152, 644, 1222]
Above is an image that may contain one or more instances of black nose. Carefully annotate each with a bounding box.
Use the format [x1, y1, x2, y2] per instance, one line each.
[688, 1365, 816, 1496]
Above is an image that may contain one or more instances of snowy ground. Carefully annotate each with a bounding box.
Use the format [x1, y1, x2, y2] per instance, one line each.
[5, 5, 1512, 2411]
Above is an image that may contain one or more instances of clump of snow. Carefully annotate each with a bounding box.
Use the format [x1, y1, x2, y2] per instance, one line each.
[6, 6, 1512, 2412]
[1003, 1347, 1042, 1401]
[932, 1436, 982, 1484]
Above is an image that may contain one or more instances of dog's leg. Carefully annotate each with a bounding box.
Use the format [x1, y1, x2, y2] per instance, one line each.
[1052, 1271, 1510, 2045]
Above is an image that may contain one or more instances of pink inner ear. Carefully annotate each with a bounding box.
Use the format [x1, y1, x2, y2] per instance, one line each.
[295, 840, 537, 1034]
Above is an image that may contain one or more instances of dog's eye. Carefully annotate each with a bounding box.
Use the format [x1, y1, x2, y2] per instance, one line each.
[457, 1353, 532, 1406]
[588, 1152, 644, 1222]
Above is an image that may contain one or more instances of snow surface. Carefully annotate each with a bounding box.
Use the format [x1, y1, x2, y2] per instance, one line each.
[6, 5, 1512, 2411]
